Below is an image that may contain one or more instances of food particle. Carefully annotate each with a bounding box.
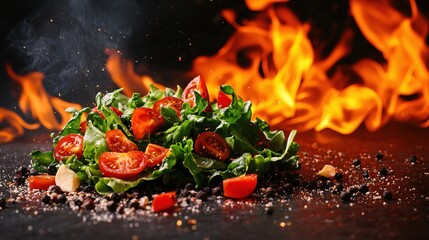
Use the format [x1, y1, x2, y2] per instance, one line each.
[340, 191, 351, 202]
[352, 159, 361, 167]
[358, 184, 369, 194]
[317, 165, 336, 179]
[379, 168, 388, 176]
[376, 152, 384, 160]
[383, 191, 393, 200]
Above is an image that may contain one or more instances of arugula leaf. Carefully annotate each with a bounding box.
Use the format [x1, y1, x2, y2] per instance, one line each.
[83, 120, 108, 163]
[30, 150, 55, 172]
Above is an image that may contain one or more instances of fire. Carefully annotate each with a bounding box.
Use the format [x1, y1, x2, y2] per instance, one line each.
[192, 0, 429, 134]
[0, 65, 82, 143]
[105, 49, 164, 96]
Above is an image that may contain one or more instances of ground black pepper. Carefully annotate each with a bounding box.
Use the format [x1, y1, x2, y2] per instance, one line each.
[383, 191, 393, 200]
[358, 184, 369, 194]
[352, 159, 361, 166]
[334, 172, 343, 181]
[340, 191, 351, 202]
[362, 170, 370, 178]
[408, 155, 417, 163]
[376, 152, 384, 160]
[41, 195, 51, 204]
[379, 168, 388, 176]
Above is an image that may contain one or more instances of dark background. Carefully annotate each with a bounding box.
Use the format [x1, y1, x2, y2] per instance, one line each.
[0, 0, 427, 108]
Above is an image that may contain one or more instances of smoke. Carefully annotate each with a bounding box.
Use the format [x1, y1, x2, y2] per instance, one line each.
[6, 0, 142, 99]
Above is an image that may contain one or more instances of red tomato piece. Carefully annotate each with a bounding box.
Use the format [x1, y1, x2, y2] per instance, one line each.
[152, 192, 176, 212]
[92, 106, 123, 119]
[217, 91, 232, 108]
[145, 144, 171, 168]
[54, 134, 84, 161]
[106, 129, 139, 153]
[153, 96, 184, 117]
[194, 131, 231, 161]
[98, 151, 147, 179]
[182, 75, 211, 110]
[28, 175, 56, 191]
[131, 107, 165, 140]
[223, 174, 258, 199]
[79, 121, 87, 134]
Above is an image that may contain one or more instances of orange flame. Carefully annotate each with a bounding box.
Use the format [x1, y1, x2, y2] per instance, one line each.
[0, 65, 82, 143]
[105, 49, 164, 96]
[192, 0, 429, 133]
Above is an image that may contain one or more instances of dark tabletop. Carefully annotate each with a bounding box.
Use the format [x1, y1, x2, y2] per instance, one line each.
[0, 122, 428, 240]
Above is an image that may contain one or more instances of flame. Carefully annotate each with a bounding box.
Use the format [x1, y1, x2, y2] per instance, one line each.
[105, 49, 164, 96]
[0, 65, 82, 143]
[192, 0, 429, 133]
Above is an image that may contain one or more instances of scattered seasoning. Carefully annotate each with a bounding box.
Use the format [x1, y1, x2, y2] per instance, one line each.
[82, 199, 95, 210]
[348, 187, 359, 195]
[111, 193, 122, 203]
[265, 187, 275, 197]
[335, 184, 344, 192]
[408, 155, 417, 163]
[379, 168, 388, 176]
[0, 197, 6, 208]
[211, 186, 222, 196]
[352, 159, 361, 167]
[41, 195, 51, 204]
[375, 152, 384, 160]
[266, 205, 274, 215]
[55, 194, 67, 204]
[334, 172, 343, 181]
[383, 191, 393, 201]
[283, 183, 294, 195]
[196, 191, 208, 201]
[107, 201, 118, 212]
[358, 184, 369, 194]
[82, 185, 95, 193]
[48, 185, 63, 194]
[362, 170, 370, 178]
[340, 191, 351, 202]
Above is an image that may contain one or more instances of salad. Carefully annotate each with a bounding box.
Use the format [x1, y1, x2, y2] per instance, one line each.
[29, 76, 300, 199]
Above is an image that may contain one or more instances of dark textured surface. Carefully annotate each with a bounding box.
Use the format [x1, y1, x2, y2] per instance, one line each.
[0, 123, 428, 240]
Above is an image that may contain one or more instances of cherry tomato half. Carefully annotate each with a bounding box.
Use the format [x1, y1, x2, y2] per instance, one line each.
[182, 75, 211, 110]
[145, 144, 171, 168]
[217, 91, 232, 108]
[79, 121, 87, 134]
[92, 106, 123, 119]
[152, 191, 176, 212]
[223, 174, 258, 199]
[98, 151, 147, 179]
[54, 134, 84, 161]
[106, 129, 139, 153]
[131, 107, 165, 140]
[194, 131, 231, 161]
[153, 96, 184, 118]
[28, 175, 56, 191]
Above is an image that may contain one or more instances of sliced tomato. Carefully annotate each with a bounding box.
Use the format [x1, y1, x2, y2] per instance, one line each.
[153, 96, 184, 117]
[217, 91, 232, 108]
[54, 134, 84, 161]
[182, 75, 211, 110]
[29, 175, 56, 191]
[92, 106, 123, 119]
[152, 192, 176, 212]
[194, 131, 231, 161]
[223, 174, 258, 199]
[131, 107, 165, 140]
[145, 144, 171, 168]
[106, 129, 139, 153]
[98, 151, 147, 179]
[79, 121, 87, 134]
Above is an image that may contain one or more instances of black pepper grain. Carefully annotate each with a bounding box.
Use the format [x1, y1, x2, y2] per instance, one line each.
[74, 199, 83, 207]
[111, 193, 122, 203]
[55, 194, 67, 204]
[48, 185, 63, 194]
[379, 168, 388, 176]
[359, 184, 369, 194]
[212, 186, 222, 196]
[17, 166, 29, 177]
[383, 191, 393, 200]
[352, 159, 361, 167]
[41, 195, 51, 204]
[130, 201, 140, 210]
[107, 201, 118, 212]
[82, 185, 95, 193]
[47, 165, 57, 175]
[265, 187, 275, 197]
[408, 155, 417, 163]
[376, 152, 384, 160]
[196, 191, 208, 201]
[334, 172, 343, 181]
[82, 199, 95, 210]
[335, 184, 344, 192]
[348, 186, 359, 195]
[0, 197, 6, 208]
[340, 191, 351, 202]
[266, 206, 274, 215]
[363, 170, 370, 178]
